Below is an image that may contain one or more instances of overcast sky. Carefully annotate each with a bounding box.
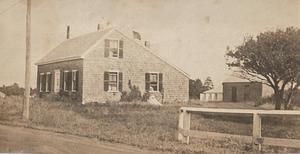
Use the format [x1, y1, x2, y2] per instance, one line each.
[0, 0, 299, 88]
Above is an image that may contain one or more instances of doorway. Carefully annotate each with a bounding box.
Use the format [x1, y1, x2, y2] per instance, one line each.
[232, 87, 237, 102]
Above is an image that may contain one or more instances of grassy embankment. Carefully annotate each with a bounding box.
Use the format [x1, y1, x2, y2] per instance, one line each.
[0, 96, 299, 153]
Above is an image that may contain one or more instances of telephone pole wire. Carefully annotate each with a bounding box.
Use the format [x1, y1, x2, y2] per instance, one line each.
[23, 0, 31, 120]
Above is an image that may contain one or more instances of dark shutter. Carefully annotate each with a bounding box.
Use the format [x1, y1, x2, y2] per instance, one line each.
[119, 72, 123, 92]
[61, 71, 64, 90]
[48, 74, 52, 92]
[104, 72, 109, 91]
[42, 74, 46, 92]
[145, 73, 150, 91]
[75, 71, 79, 91]
[119, 40, 123, 58]
[104, 39, 110, 57]
[159, 73, 163, 92]
[67, 72, 72, 91]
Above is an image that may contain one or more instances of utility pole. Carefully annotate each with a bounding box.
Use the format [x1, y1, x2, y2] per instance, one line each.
[23, 0, 31, 120]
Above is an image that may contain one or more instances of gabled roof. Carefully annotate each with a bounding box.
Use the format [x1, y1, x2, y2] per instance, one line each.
[36, 28, 113, 65]
[36, 28, 190, 78]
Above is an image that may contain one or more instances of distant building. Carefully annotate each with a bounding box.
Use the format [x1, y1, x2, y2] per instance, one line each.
[0, 91, 5, 98]
[35, 28, 189, 104]
[200, 86, 223, 102]
[223, 82, 262, 102]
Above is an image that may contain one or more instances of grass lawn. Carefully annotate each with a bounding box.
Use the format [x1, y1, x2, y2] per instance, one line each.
[1, 96, 300, 153]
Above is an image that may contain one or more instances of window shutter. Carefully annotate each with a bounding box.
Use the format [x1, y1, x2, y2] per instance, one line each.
[104, 72, 109, 91]
[75, 71, 79, 91]
[119, 72, 123, 92]
[119, 40, 123, 58]
[67, 72, 72, 91]
[48, 74, 52, 92]
[104, 39, 110, 57]
[145, 73, 150, 91]
[62, 71, 64, 90]
[42, 74, 46, 92]
[159, 73, 163, 92]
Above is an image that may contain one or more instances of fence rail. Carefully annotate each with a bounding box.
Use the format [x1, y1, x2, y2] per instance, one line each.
[178, 107, 300, 151]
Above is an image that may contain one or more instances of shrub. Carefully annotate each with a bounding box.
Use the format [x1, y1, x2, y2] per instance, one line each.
[120, 81, 142, 102]
[0, 83, 24, 96]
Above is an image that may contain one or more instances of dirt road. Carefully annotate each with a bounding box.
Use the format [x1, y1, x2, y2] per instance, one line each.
[0, 124, 148, 154]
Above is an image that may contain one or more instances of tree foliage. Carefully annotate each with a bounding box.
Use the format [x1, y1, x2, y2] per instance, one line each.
[0, 83, 25, 96]
[203, 76, 214, 90]
[226, 27, 300, 110]
[189, 78, 213, 99]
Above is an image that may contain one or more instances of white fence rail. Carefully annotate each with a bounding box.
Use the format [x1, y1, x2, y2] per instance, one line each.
[178, 107, 300, 151]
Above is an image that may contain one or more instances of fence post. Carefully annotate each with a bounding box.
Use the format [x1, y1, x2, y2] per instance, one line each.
[178, 109, 184, 142]
[253, 113, 262, 151]
[178, 109, 191, 144]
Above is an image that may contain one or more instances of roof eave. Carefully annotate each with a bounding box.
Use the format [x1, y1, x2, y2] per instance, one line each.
[35, 56, 83, 66]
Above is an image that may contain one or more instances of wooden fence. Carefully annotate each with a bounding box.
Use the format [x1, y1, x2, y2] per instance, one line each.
[178, 107, 300, 151]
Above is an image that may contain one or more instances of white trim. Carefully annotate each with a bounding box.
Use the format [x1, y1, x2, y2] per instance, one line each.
[39, 73, 45, 92]
[45, 72, 51, 92]
[148, 72, 160, 92]
[107, 71, 119, 93]
[108, 39, 120, 58]
[63, 71, 68, 91]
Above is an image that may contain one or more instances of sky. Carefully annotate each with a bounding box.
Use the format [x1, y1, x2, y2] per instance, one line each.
[0, 0, 299, 88]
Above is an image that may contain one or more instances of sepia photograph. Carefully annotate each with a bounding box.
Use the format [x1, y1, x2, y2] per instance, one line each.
[0, 0, 299, 153]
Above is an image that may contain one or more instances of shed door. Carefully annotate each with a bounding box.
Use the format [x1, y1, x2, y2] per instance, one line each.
[232, 87, 237, 102]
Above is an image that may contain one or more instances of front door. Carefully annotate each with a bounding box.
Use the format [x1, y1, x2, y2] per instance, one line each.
[232, 87, 237, 102]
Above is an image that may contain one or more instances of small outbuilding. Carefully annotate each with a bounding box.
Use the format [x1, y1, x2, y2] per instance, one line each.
[0, 91, 6, 98]
[222, 76, 263, 102]
[200, 86, 223, 102]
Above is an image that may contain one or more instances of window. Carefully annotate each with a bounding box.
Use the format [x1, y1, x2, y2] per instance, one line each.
[45, 72, 52, 92]
[39, 73, 46, 92]
[150, 73, 158, 91]
[72, 70, 79, 92]
[145, 73, 163, 92]
[63, 70, 78, 92]
[104, 39, 124, 58]
[104, 71, 123, 92]
[63, 71, 72, 91]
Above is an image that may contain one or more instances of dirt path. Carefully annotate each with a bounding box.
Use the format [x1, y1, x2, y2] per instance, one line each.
[0, 124, 149, 154]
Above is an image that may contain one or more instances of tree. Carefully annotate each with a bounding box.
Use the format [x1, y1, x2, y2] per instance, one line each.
[226, 27, 300, 110]
[189, 79, 204, 99]
[203, 76, 214, 91]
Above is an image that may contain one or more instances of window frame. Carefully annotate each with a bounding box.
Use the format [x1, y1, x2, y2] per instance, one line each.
[108, 39, 120, 58]
[39, 73, 45, 92]
[45, 72, 52, 92]
[63, 70, 69, 92]
[148, 72, 160, 92]
[108, 71, 119, 92]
